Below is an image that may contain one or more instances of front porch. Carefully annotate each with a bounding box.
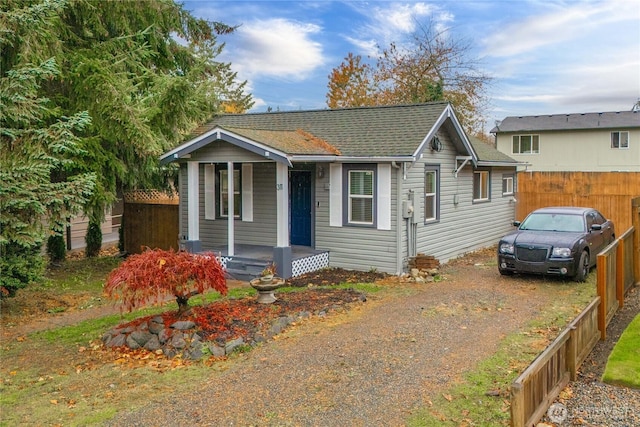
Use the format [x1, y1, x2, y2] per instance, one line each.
[211, 244, 329, 282]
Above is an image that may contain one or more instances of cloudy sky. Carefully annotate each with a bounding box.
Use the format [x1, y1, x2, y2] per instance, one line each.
[183, 0, 640, 131]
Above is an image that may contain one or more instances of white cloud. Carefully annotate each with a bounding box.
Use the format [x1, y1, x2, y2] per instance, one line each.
[229, 18, 325, 80]
[484, 0, 639, 119]
[345, 2, 439, 54]
[343, 36, 379, 58]
[483, 0, 639, 58]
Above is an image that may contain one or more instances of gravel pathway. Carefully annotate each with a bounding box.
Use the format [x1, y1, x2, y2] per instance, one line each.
[544, 286, 640, 427]
[105, 263, 550, 426]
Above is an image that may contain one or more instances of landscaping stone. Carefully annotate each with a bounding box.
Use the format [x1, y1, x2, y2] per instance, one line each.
[225, 337, 245, 354]
[101, 291, 366, 360]
[207, 343, 226, 358]
[171, 320, 196, 330]
[144, 335, 161, 351]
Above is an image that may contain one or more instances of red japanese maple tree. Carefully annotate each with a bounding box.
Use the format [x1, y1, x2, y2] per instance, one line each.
[105, 249, 227, 316]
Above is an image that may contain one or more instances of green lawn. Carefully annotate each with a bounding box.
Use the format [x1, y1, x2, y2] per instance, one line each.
[602, 314, 640, 388]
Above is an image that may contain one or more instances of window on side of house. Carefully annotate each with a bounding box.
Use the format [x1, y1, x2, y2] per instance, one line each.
[219, 165, 241, 218]
[473, 170, 490, 202]
[512, 135, 540, 154]
[344, 165, 375, 226]
[502, 174, 514, 196]
[611, 131, 629, 149]
[424, 165, 440, 222]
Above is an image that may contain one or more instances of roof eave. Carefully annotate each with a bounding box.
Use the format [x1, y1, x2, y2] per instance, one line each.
[476, 160, 528, 167]
[413, 104, 479, 166]
[160, 127, 292, 167]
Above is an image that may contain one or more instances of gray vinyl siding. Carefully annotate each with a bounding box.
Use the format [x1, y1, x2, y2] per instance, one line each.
[403, 133, 516, 263]
[199, 162, 277, 250]
[314, 162, 400, 274]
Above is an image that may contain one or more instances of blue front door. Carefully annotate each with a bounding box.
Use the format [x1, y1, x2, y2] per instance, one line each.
[290, 171, 312, 246]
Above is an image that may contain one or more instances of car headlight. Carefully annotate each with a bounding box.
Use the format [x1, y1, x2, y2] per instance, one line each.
[552, 247, 572, 257]
[499, 242, 514, 254]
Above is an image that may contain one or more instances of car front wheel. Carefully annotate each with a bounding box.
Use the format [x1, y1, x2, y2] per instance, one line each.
[574, 251, 589, 282]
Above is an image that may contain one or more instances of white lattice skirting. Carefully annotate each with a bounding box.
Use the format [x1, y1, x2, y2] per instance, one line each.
[292, 252, 330, 277]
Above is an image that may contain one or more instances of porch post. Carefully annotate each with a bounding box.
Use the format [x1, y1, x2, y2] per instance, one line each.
[227, 161, 235, 256]
[274, 162, 292, 278]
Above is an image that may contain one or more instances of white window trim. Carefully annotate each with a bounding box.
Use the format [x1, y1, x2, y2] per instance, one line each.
[502, 174, 514, 196]
[424, 166, 439, 222]
[512, 134, 540, 154]
[348, 169, 374, 225]
[473, 170, 490, 202]
[204, 164, 253, 221]
[219, 168, 241, 218]
[611, 131, 629, 149]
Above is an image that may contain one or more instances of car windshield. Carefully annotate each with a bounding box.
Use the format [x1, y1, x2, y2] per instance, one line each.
[519, 213, 585, 232]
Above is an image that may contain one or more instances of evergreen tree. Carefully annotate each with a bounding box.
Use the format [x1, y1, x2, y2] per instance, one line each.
[0, 50, 95, 296]
[3, 0, 253, 243]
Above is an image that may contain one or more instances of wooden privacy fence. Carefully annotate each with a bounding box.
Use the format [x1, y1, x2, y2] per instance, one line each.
[510, 196, 640, 427]
[511, 298, 601, 427]
[123, 190, 179, 254]
[516, 171, 640, 232]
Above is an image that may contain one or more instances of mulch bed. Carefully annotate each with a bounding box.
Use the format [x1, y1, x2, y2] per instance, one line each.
[285, 267, 388, 287]
[108, 268, 382, 356]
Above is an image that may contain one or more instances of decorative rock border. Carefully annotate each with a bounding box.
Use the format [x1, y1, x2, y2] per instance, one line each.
[102, 307, 341, 360]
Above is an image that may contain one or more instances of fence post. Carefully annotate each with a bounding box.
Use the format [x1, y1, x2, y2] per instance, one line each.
[616, 238, 624, 308]
[567, 326, 577, 381]
[597, 253, 607, 340]
[633, 197, 640, 285]
[510, 382, 524, 427]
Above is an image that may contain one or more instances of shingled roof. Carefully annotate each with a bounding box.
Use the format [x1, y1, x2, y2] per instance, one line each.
[162, 102, 518, 165]
[185, 102, 449, 157]
[491, 110, 639, 133]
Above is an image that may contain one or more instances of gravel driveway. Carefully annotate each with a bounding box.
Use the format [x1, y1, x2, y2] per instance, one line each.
[106, 255, 557, 426]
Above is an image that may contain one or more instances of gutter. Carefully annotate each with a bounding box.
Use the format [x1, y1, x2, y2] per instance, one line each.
[290, 155, 416, 163]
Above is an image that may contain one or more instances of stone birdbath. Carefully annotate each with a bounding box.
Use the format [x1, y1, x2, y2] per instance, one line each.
[249, 277, 285, 303]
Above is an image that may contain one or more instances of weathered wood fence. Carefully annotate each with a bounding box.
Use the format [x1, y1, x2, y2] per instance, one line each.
[516, 172, 640, 232]
[123, 190, 179, 254]
[510, 196, 640, 427]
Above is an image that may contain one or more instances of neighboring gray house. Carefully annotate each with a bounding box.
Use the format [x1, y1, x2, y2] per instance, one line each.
[491, 110, 640, 171]
[161, 102, 521, 279]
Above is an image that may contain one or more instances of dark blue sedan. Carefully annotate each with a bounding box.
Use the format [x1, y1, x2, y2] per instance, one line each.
[497, 207, 615, 281]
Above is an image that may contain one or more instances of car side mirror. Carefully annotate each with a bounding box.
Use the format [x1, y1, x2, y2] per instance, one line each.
[591, 223, 602, 231]
[512, 221, 521, 227]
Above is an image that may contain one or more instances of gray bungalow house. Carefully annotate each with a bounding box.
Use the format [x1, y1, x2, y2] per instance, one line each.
[160, 102, 521, 279]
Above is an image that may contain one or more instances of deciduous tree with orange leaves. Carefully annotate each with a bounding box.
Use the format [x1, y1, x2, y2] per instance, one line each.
[105, 249, 227, 316]
[326, 21, 491, 135]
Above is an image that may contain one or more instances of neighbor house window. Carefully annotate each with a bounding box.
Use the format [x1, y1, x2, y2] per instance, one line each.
[346, 166, 375, 225]
[502, 174, 514, 196]
[424, 165, 440, 222]
[219, 167, 241, 218]
[611, 131, 629, 149]
[473, 170, 490, 202]
[512, 135, 539, 154]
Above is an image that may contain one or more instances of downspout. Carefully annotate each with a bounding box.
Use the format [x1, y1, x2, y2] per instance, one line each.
[392, 161, 403, 275]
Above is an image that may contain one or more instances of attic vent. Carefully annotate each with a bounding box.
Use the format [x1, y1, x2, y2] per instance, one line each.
[430, 136, 443, 152]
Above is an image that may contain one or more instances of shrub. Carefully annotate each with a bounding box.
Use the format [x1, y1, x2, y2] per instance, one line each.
[85, 220, 102, 257]
[0, 242, 45, 298]
[47, 233, 66, 264]
[104, 248, 228, 316]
